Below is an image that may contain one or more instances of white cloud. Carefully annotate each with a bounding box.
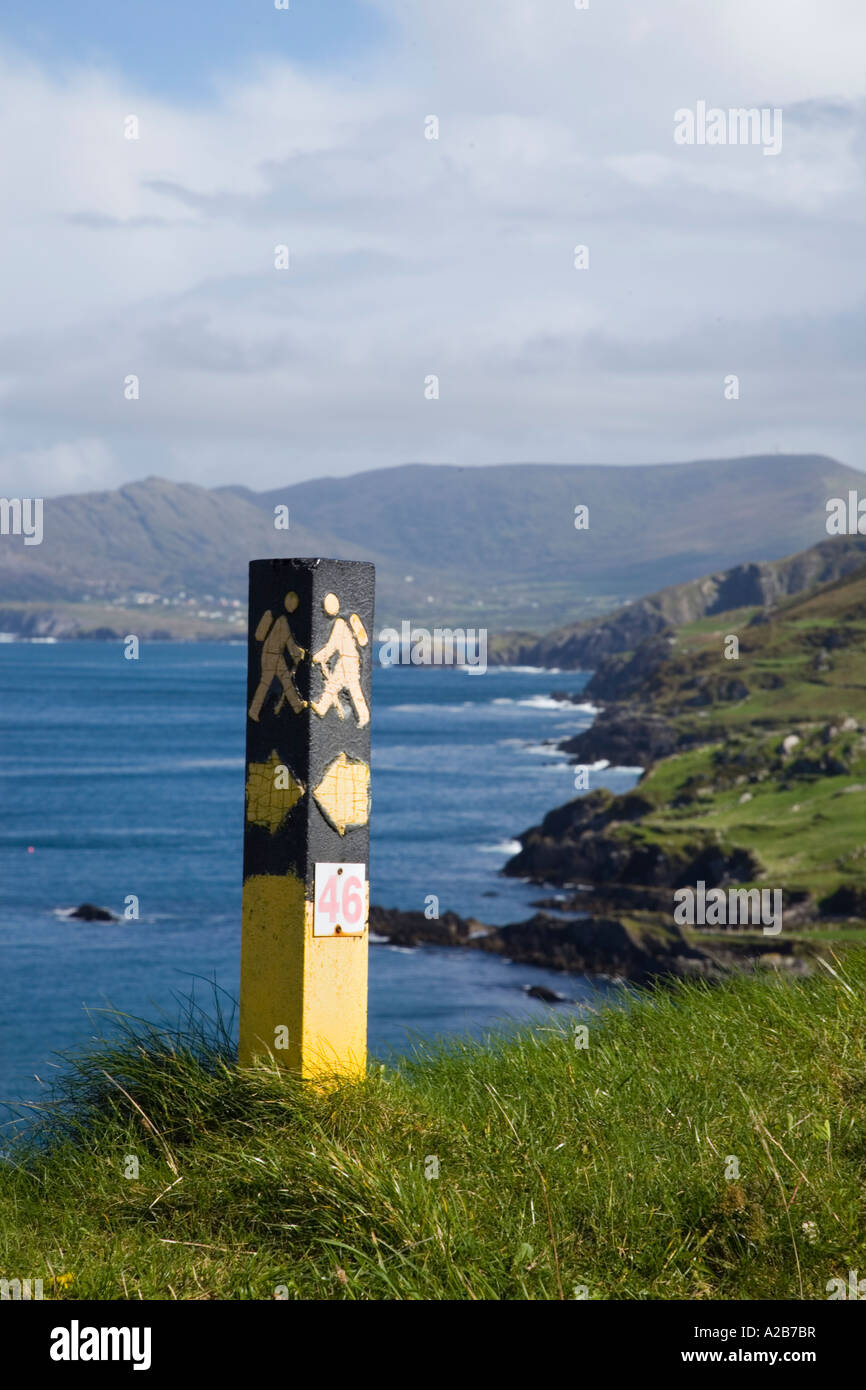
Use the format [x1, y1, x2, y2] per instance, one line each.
[6, 439, 118, 496]
[0, 0, 864, 496]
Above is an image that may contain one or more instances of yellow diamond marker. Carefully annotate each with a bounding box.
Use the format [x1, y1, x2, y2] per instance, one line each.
[313, 752, 370, 836]
[245, 750, 305, 833]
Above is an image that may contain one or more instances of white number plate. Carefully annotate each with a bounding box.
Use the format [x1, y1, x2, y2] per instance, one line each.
[313, 863, 367, 936]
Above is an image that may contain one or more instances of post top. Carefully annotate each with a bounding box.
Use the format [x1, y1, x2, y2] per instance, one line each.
[250, 557, 375, 571]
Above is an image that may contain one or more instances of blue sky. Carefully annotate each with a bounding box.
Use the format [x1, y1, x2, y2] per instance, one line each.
[0, 0, 387, 97]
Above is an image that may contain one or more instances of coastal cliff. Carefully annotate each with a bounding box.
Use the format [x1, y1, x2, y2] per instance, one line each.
[374, 555, 866, 986]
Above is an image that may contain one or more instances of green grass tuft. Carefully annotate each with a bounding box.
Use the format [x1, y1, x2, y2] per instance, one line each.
[2, 959, 865, 1301]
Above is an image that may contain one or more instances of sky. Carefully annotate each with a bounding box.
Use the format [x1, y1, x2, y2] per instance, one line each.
[0, 0, 864, 497]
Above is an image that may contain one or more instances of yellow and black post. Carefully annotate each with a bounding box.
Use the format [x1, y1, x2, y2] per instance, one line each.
[240, 557, 375, 1079]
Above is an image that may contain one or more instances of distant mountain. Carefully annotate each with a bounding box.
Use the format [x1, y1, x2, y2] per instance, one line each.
[0, 454, 862, 632]
[0, 480, 317, 603]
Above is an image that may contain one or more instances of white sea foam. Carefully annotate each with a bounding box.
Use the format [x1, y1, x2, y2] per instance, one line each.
[517, 695, 569, 710]
[479, 839, 522, 855]
[177, 757, 245, 770]
[53, 906, 118, 922]
[389, 702, 474, 714]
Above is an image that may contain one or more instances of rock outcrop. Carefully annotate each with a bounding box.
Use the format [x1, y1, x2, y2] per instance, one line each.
[369, 904, 712, 983]
[67, 903, 119, 922]
[558, 710, 687, 769]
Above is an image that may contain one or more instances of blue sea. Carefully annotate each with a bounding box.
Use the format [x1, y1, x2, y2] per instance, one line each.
[0, 644, 641, 1113]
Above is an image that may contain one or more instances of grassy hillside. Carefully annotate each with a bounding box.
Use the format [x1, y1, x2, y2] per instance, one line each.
[509, 562, 866, 925]
[635, 565, 866, 907]
[2, 957, 865, 1300]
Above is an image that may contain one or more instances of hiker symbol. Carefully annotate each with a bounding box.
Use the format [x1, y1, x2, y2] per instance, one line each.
[248, 591, 307, 722]
[311, 592, 370, 729]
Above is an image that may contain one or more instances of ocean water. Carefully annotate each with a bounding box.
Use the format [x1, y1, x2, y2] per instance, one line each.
[0, 644, 640, 1112]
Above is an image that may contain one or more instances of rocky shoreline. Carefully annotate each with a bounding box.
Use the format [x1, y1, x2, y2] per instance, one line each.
[368, 904, 812, 986]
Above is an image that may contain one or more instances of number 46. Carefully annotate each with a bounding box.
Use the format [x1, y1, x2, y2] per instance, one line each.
[314, 863, 366, 936]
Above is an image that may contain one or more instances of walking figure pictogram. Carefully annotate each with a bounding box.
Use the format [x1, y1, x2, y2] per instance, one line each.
[311, 592, 370, 728]
[248, 591, 308, 722]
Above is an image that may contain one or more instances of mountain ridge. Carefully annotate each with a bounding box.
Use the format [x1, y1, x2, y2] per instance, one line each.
[491, 533, 866, 671]
[1, 453, 862, 631]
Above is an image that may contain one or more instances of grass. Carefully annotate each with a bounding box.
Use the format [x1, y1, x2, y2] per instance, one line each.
[2, 957, 865, 1301]
[636, 759, 866, 901]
